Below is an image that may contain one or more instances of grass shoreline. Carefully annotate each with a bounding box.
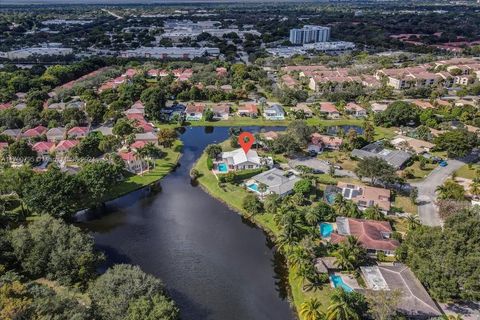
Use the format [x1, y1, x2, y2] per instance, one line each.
[192, 148, 333, 319]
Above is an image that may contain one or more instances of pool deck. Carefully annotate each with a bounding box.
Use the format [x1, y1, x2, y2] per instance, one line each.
[331, 272, 361, 291]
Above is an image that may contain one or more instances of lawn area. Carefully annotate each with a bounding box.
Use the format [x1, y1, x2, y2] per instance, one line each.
[401, 161, 436, 181]
[455, 164, 480, 179]
[317, 151, 358, 172]
[103, 141, 183, 202]
[194, 146, 335, 318]
[393, 195, 417, 215]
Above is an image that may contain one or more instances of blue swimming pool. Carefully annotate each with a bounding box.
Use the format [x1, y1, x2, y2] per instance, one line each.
[247, 183, 259, 192]
[326, 193, 336, 204]
[320, 223, 334, 238]
[218, 163, 228, 173]
[330, 275, 353, 292]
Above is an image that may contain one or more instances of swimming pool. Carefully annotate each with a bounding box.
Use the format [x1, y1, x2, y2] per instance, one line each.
[325, 193, 336, 204]
[330, 275, 353, 292]
[320, 223, 334, 238]
[247, 183, 259, 192]
[218, 163, 228, 173]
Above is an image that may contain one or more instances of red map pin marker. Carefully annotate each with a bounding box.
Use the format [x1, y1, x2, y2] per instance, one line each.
[238, 132, 255, 154]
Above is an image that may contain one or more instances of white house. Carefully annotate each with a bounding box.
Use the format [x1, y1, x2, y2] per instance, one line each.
[247, 168, 300, 197]
[219, 148, 262, 171]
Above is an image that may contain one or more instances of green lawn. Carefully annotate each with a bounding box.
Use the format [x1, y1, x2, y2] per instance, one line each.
[103, 141, 183, 202]
[401, 161, 436, 181]
[455, 164, 480, 179]
[194, 147, 335, 318]
[393, 195, 417, 215]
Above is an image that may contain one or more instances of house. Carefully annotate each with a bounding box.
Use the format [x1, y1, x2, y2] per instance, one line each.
[391, 135, 435, 154]
[0, 102, 12, 110]
[319, 102, 340, 119]
[219, 148, 262, 171]
[66, 100, 85, 109]
[131, 100, 145, 110]
[23, 125, 47, 138]
[211, 103, 230, 120]
[118, 151, 147, 174]
[54, 140, 79, 155]
[262, 131, 280, 141]
[0, 142, 8, 152]
[290, 103, 313, 117]
[216, 67, 228, 77]
[2, 129, 22, 139]
[370, 102, 389, 113]
[32, 141, 55, 157]
[345, 102, 366, 118]
[160, 104, 186, 121]
[46, 102, 66, 110]
[130, 140, 148, 151]
[220, 84, 233, 92]
[125, 108, 145, 117]
[247, 168, 300, 197]
[92, 126, 113, 136]
[185, 103, 205, 121]
[134, 120, 155, 133]
[411, 100, 434, 110]
[237, 103, 258, 117]
[67, 127, 89, 139]
[351, 142, 411, 169]
[134, 132, 158, 145]
[375, 66, 438, 90]
[281, 74, 298, 89]
[336, 182, 391, 212]
[263, 104, 285, 120]
[46, 127, 66, 142]
[331, 217, 399, 255]
[360, 264, 442, 318]
[308, 133, 343, 153]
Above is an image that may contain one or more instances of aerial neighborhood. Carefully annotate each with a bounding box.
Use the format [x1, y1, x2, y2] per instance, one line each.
[1, 3, 479, 320]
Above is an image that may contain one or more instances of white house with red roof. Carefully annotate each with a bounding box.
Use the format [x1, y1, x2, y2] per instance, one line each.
[23, 126, 47, 138]
[54, 140, 79, 156]
[67, 126, 89, 139]
[237, 103, 258, 117]
[319, 102, 340, 119]
[185, 103, 205, 121]
[345, 102, 366, 118]
[118, 151, 146, 174]
[331, 217, 400, 256]
[32, 141, 55, 157]
[308, 133, 343, 153]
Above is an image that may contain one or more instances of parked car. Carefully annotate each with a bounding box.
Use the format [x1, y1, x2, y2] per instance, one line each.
[439, 160, 448, 167]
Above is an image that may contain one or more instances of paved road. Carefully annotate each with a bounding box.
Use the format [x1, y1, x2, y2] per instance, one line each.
[411, 159, 465, 226]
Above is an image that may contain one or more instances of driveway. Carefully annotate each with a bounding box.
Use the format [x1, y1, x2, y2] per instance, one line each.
[411, 159, 465, 227]
[288, 157, 357, 178]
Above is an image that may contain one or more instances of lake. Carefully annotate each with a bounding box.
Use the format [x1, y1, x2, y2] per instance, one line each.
[78, 126, 294, 320]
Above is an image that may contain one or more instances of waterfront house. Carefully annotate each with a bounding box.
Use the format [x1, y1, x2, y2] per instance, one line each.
[219, 148, 262, 171]
[264, 104, 285, 120]
[134, 132, 158, 145]
[308, 133, 343, 153]
[331, 217, 399, 255]
[160, 103, 186, 121]
[345, 102, 366, 118]
[290, 103, 313, 118]
[118, 151, 146, 174]
[185, 103, 205, 121]
[360, 264, 442, 318]
[247, 168, 300, 197]
[319, 102, 340, 119]
[237, 103, 258, 117]
[46, 127, 66, 142]
[211, 103, 230, 120]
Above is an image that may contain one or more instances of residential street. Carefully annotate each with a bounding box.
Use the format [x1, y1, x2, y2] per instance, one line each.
[411, 159, 465, 226]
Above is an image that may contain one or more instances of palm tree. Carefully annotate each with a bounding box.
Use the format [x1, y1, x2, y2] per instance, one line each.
[364, 205, 383, 220]
[333, 194, 347, 216]
[300, 298, 324, 320]
[287, 246, 311, 269]
[326, 289, 360, 320]
[305, 207, 321, 226]
[332, 246, 355, 271]
[406, 214, 420, 231]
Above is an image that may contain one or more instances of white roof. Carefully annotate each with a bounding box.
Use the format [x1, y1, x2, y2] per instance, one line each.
[221, 148, 261, 166]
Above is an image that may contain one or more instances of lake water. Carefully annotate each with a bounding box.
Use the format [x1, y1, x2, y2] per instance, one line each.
[78, 126, 294, 320]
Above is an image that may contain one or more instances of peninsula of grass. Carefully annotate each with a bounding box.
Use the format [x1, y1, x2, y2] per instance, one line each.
[193, 142, 333, 318]
[103, 140, 183, 202]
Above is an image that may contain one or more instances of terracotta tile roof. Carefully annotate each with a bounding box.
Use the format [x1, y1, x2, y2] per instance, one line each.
[33, 141, 55, 153]
[185, 103, 205, 114]
[337, 181, 391, 211]
[0, 102, 12, 110]
[119, 151, 136, 161]
[332, 217, 399, 252]
[67, 126, 89, 135]
[311, 133, 343, 148]
[211, 103, 230, 114]
[412, 100, 434, 109]
[127, 113, 146, 121]
[23, 126, 47, 137]
[130, 140, 147, 150]
[345, 102, 365, 112]
[0, 142, 8, 150]
[55, 140, 79, 152]
[319, 102, 339, 113]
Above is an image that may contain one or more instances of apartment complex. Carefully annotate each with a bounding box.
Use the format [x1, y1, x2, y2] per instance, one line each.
[289, 25, 331, 44]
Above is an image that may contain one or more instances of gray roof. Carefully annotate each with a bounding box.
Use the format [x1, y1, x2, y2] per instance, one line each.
[2, 129, 21, 137]
[265, 104, 285, 115]
[351, 142, 411, 169]
[92, 126, 113, 136]
[361, 264, 442, 318]
[252, 168, 299, 195]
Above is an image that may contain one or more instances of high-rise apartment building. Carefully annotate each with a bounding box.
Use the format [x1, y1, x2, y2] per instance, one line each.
[289, 25, 331, 44]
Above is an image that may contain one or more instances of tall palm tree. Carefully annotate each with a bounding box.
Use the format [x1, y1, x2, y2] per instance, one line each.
[332, 246, 355, 271]
[300, 298, 324, 320]
[288, 246, 311, 269]
[333, 194, 347, 216]
[326, 289, 360, 320]
[364, 205, 383, 220]
[406, 214, 420, 231]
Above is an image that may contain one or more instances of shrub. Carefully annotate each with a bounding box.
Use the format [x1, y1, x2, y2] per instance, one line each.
[206, 157, 213, 170]
[242, 194, 264, 215]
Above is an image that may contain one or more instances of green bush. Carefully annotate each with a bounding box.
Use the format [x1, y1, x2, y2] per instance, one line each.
[206, 157, 213, 170]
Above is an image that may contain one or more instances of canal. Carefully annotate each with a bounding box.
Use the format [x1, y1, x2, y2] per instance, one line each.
[79, 126, 295, 320]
